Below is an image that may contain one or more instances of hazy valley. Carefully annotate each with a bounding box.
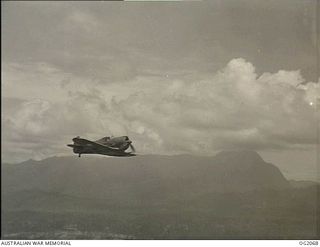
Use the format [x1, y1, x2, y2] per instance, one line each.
[2, 151, 319, 239]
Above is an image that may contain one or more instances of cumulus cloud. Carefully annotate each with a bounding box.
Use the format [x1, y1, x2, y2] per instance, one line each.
[67, 10, 99, 31]
[2, 58, 319, 162]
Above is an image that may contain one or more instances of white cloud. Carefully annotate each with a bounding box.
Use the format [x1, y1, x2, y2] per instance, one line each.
[66, 10, 100, 33]
[2, 62, 72, 102]
[2, 58, 319, 162]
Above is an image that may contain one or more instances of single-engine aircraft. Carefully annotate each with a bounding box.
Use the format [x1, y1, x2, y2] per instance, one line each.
[67, 136, 136, 157]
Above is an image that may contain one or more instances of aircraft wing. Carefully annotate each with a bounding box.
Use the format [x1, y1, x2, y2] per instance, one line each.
[73, 138, 120, 152]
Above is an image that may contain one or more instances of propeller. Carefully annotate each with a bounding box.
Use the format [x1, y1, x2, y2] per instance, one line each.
[129, 143, 136, 153]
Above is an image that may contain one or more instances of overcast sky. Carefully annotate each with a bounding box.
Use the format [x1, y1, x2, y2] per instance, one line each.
[2, 1, 319, 181]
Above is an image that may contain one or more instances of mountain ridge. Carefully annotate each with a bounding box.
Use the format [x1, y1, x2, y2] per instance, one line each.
[3, 150, 290, 199]
[2, 150, 319, 239]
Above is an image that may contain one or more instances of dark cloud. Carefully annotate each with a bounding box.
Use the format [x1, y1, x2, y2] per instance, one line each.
[2, 0, 318, 82]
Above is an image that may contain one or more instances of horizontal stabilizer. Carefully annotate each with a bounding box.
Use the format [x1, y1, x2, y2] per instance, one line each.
[67, 144, 82, 148]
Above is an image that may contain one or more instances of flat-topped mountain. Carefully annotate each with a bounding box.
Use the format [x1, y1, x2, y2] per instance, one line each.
[2, 150, 289, 201]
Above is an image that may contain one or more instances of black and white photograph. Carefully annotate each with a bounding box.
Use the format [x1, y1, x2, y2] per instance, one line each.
[1, 0, 319, 241]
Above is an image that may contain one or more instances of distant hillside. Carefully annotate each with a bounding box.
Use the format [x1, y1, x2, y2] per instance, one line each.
[289, 180, 319, 188]
[2, 151, 289, 202]
[2, 150, 319, 239]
